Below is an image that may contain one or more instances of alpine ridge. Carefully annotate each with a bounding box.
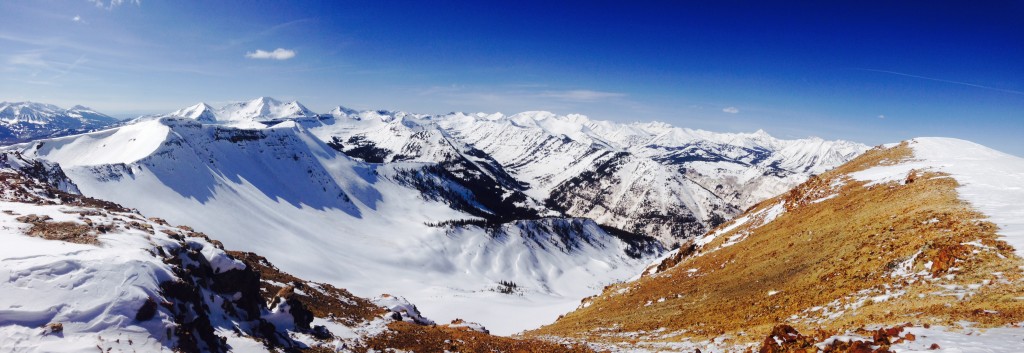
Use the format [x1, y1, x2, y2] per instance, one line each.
[529, 137, 1024, 352]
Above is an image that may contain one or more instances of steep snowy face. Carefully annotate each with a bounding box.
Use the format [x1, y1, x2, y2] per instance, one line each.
[13, 117, 656, 335]
[0, 102, 117, 143]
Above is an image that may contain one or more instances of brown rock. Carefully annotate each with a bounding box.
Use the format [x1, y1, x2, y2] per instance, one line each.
[45, 322, 63, 334]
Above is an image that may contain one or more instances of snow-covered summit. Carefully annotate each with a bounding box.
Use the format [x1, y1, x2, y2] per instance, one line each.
[166, 102, 217, 122]
[156, 97, 317, 125]
[217, 96, 315, 122]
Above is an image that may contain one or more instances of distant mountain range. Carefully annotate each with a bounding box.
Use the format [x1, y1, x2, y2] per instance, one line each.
[302, 104, 868, 246]
[152, 97, 316, 125]
[12, 97, 866, 246]
[0, 101, 117, 143]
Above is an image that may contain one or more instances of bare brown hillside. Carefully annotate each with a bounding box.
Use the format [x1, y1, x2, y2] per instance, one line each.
[527, 142, 1024, 350]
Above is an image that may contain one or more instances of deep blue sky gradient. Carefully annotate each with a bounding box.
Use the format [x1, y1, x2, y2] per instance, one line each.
[1, 1, 1021, 154]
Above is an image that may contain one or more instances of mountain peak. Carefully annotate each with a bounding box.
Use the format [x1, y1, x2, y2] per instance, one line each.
[328, 105, 360, 118]
[168, 102, 217, 122]
[165, 97, 316, 124]
[249, 96, 282, 105]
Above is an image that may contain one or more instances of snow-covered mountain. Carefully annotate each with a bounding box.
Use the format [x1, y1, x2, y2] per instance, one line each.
[166, 102, 217, 123]
[530, 137, 1024, 352]
[307, 107, 867, 246]
[0, 102, 117, 143]
[155, 97, 316, 126]
[0, 156, 591, 352]
[0, 97, 865, 333]
[11, 116, 657, 335]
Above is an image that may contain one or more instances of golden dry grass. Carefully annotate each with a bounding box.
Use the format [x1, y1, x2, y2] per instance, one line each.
[528, 143, 1024, 347]
[359, 321, 595, 353]
[17, 214, 98, 245]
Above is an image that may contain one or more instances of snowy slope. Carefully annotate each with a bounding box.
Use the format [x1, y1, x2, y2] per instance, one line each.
[0, 154, 271, 352]
[12, 117, 654, 335]
[0, 102, 117, 143]
[0, 157, 592, 352]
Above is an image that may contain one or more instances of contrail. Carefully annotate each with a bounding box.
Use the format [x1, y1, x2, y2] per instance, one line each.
[850, 68, 1024, 96]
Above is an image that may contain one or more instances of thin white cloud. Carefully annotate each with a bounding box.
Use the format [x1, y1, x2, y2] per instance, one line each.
[541, 89, 625, 102]
[878, 114, 885, 119]
[723, 106, 739, 114]
[8, 52, 49, 69]
[852, 68, 1024, 96]
[89, 0, 141, 9]
[72, 15, 82, 22]
[245, 48, 296, 60]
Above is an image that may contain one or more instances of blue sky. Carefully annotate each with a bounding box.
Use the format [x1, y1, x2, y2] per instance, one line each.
[1, 1, 1022, 155]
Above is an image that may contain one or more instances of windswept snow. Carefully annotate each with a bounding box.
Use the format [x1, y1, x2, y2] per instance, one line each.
[24, 119, 169, 166]
[0, 200, 264, 352]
